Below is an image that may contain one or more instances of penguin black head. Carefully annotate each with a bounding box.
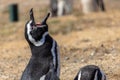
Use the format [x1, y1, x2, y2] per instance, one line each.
[25, 8, 50, 46]
[74, 65, 106, 80]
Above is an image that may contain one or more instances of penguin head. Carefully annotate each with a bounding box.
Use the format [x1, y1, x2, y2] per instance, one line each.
[74, 65, 106, 80]
[25, 8, 50, 45]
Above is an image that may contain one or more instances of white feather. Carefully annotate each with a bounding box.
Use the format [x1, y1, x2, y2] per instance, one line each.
[100, 69, 105, 80]
[51, 40, 60, 77]
[40, 75, 46, 80]
[94, 70, 98, 80]
[78, 71, 81, 80]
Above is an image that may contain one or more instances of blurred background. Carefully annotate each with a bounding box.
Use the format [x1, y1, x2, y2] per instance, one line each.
[0, 0, 120, 80]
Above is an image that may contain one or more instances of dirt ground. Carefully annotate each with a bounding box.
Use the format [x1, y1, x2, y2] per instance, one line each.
[0, 0, 120, 80]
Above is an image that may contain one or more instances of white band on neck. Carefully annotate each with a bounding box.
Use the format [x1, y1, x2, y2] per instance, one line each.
[78, 71, 81, 80]
[94, 70, 98, 80]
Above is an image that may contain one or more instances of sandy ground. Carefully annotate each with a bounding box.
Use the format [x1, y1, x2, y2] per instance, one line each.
[0, 0, 120, 80]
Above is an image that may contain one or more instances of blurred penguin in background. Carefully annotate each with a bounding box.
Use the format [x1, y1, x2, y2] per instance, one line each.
[57, 0, 73, 16]
[81, 0, 106, 14]
[50, 0, 58, 17]
[96, 0, 105, 11]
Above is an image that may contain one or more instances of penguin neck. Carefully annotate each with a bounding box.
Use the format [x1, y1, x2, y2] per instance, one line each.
[30, 31, 49, 47]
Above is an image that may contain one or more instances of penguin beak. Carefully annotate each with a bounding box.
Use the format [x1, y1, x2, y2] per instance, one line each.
[29, 8, 50, 28]
[41, 12, 50, 25]
[30, 8, 36, 27]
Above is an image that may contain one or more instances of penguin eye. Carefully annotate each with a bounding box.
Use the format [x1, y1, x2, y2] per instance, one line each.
[30, 25, 34, 30]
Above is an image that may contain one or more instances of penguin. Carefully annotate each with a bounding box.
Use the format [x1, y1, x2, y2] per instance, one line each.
[96, 0, 106, 11]
[21, 8, 60, 80]
[81, 0, 105, 14]
[74, 65, 106, 80]
[50, 0, 58, 17]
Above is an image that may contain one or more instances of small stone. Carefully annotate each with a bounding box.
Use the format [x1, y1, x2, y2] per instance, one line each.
[64, 57, 69, 60]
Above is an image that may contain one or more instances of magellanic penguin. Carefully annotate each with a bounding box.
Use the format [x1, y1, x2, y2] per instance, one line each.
[21, 8, 60, 80]
[74, 65, 106, 80]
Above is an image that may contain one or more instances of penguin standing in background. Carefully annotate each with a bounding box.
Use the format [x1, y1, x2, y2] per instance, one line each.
[57, 0, 73, 16]
[81, 0, 106, 14]
[50, 0, 58, 17]
[21, 8, 60, 80]
[74, 65, 106, 80]
[96, 0, 106, 11]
